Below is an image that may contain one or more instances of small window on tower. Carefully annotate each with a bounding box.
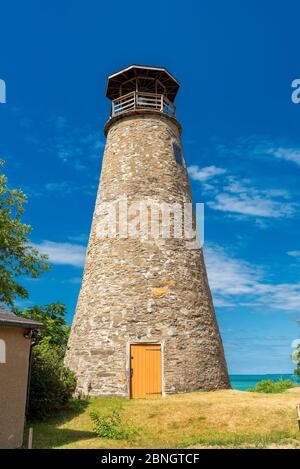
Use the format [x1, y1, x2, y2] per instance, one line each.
[172, 143, 182, 165]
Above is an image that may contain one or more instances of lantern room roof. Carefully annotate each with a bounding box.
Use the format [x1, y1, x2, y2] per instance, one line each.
[106, 65, 180, 102]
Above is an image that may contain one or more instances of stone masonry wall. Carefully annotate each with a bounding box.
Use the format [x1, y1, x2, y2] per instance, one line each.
[65, 111, 230, 396]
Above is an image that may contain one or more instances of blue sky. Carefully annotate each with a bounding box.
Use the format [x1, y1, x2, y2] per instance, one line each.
[1, 0, 300, 374]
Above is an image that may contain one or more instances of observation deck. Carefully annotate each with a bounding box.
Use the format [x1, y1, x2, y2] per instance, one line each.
[106, 65, 180, 119]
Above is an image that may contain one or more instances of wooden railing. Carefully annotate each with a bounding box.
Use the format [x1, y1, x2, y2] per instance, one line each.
[111, 91, 176, 118]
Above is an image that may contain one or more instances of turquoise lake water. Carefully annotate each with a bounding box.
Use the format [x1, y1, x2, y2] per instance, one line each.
[230, 374, 300, 391]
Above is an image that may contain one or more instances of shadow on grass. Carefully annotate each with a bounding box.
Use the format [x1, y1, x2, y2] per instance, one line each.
[25, 399, 94, 449]
[29, 427, 97, 449]
[28, 399, 90, 425]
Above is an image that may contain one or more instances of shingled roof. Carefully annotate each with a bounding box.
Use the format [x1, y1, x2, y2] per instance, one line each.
[0, 305, 43, 328]
[106, 64, 180, 102]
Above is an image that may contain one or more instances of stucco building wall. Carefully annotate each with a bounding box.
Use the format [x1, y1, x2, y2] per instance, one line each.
[0, 326, 30, 448]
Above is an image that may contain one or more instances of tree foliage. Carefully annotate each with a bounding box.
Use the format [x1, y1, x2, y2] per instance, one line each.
[29, 341, 76, 419]
[16, 303, 76, 420]
[294, 345, 300, 378]
[14, 302, 70, 349]
[249, 378, 295, 393]
[0, 160, 49, 306]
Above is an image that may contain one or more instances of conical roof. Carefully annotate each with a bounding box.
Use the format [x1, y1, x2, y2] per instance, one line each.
[106, 64, 180, 102]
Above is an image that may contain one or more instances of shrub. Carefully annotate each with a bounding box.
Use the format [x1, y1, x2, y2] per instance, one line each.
[249, 378, 295, 393]
[294, 345, 300, 378]
[16, 303, 76, 420]
[28, 341, 76, 419]
[90, 409, 135, 440]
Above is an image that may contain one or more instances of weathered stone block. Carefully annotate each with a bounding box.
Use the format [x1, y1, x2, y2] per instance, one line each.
[65, 109, 230, 397]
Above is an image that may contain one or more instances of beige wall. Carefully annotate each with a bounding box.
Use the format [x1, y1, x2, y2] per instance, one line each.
[0, 326, 31, 448]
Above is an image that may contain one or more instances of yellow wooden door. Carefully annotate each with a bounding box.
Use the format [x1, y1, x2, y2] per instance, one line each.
[130, 344, 162, 398]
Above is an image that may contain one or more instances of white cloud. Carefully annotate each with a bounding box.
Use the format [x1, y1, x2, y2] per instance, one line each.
[287, 251, 300, 258]
[207, 178, 295, 218]
[205, 245, 260, 297]
[217, 135, 300, 168]
[188, 150, 296, 219]
[43, 181, 97, 197]
[269, 147, 300, 166]
[209, 192, 293, 218]
[68, 233, 89, 242]
[32, 241, 86, 267]
[44, 117, 105, 168]
[205, 244, 300, 312]
[45, 182, 72, 193]
[64, 277, 82, 284]
[188, 165, 226, 182]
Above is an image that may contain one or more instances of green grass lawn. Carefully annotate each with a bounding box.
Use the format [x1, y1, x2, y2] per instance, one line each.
[26, 388, 300, 449]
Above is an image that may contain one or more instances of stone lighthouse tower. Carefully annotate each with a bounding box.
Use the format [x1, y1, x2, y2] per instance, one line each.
[65, 65, 230, 397]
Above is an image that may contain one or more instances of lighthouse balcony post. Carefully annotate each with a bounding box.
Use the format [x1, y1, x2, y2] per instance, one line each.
[111, 91, 176, 118]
